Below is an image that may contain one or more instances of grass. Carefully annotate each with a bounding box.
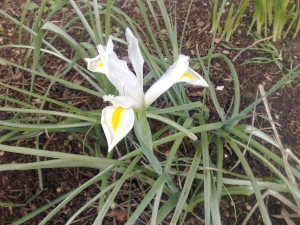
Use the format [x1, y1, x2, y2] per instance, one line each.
[249, 0, 300, 41]
[0, 0, 300, 224]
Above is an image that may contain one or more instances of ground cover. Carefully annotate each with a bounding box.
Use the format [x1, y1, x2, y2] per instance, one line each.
[0, 0, 300, 224]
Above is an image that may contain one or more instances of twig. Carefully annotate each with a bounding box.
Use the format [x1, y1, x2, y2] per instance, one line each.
[242, 189, 300, 225]
[232, 35, 273, 62]
[258, 84, 298, 189]
[121, 0, 129, 8]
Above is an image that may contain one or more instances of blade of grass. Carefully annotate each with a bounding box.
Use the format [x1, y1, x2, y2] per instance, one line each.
[125, 173, 169, 225]
[93, 154, 142, 224]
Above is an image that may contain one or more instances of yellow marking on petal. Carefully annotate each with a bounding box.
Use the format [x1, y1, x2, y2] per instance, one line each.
[98, 62, 104, 68]
[112, 107, 123, 131]
[181, 72, 193, 79]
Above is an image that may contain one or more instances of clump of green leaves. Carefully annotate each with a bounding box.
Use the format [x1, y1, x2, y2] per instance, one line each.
[0, 0, 300, 224]
[241, 36, 283, 70]
[250, 0, 300, 41]
[216, 0, 250, 41]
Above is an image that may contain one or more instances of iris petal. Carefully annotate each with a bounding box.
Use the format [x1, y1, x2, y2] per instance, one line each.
[144, 55, 189, 107]
[125, 28, 144, 86]
[107, 53, 142, 101]
[101, 106, 135, 152]
[103, 95, 140, 109]
[85, 55, 106, 74]
[177, 67, 209, 86]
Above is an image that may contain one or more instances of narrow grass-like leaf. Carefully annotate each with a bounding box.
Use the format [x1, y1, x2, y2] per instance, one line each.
[199, 114, 211, 225]
[93, 154, 142, 224]
[38, 167, 116, 225]
[147, 113, 197, 141]
[10, 192, 71, 225]
[147, 193, 180, 225]
[219, 130, 272, 225]
[170, 129, 204, 225]
[0, 144, 127, 167]
[104, 0, 112, 43]
[68, 0, 96, 43]
[41, 22, 88, 59]
[125, 173, 169, 225]
[0, 58, 105, 96]
[93, 0, 104, 44]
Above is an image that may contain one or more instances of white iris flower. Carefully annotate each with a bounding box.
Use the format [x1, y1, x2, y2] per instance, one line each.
[85, 28, 208, 152]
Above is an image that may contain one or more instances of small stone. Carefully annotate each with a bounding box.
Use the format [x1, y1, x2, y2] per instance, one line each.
[222, 50, 230, 54]
[133, 6, 140, 14]
[32, 98, 42, 105]
[110, 202, 117, 210]
[161, 29, 167, 34]
[246, 204, 252, 210]
[214, 38, 221, 43]
[262, 81, 266, 85]
[216, 86, 224, 91]
[197, 21, 205, 28]
[202, 2, 207, 6]
[237, 29, 241, 35]
[73, 79, 83, 85]
[56, 187, 62, 193]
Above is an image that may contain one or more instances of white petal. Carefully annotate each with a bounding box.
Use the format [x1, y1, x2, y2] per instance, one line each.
[107, 53, 142, 102]
[96, 45, 106, 58]
[106, 36, 114, 55]
[101, 106, 135, 152]
[145, 55, 189, 107]
[86, 36, 114, 75]
[103, 95, 140, 109]
[125, 28, 144, 86]
[176, 67, 209, 87]
[85, 55, 106, 74]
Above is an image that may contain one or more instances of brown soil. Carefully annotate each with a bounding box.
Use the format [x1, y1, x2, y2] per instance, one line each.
[0, 0, 300, 224]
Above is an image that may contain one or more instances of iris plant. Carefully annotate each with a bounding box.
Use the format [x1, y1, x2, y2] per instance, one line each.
[85, 28, 208, 152]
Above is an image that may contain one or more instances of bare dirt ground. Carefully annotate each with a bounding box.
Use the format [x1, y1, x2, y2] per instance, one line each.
[0, 0, 300, 224]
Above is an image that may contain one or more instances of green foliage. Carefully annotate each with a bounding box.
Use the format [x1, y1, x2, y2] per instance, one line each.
[0, 0, 300, 224]
[215, 0, 250, 41]
[250, 0, 300, 41]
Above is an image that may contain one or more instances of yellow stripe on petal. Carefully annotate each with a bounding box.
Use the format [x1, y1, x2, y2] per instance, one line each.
[98, 62, 104, 68]
[112, 107, 123, 131]
[181, 72, 193, 79]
